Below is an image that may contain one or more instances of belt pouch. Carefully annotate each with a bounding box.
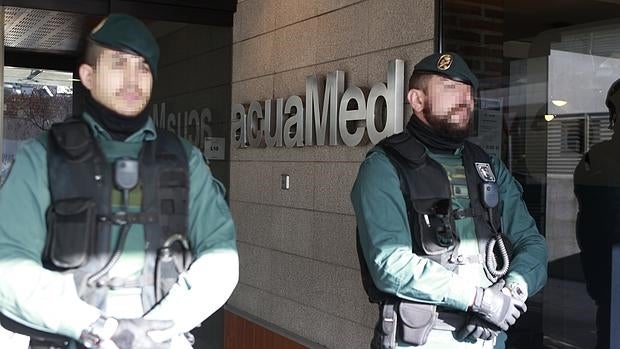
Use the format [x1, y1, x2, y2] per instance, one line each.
[397, 302, 438, 346]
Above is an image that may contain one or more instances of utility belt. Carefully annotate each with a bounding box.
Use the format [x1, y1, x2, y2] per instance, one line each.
[372, 300, 467, 348]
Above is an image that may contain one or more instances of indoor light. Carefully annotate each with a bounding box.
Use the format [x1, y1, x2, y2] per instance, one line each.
[551, 100, 568, 107]
[544, 114, 555, 122]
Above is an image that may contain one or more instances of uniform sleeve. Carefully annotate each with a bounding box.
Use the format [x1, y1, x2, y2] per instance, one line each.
[351, 151, 477, 311]
[493, 157, 548, 298]
[0, 140, 101, 340]
[144, 146, 238, 335]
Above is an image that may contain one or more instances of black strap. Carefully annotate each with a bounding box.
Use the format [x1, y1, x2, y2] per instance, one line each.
[50, 118, 95, 161]
[452, 207, 487, 220]
[462, 141, 502, 231]
[140, 128, 190, 309]
[98, 212, 159, 225]
[0, 314, 69, 347]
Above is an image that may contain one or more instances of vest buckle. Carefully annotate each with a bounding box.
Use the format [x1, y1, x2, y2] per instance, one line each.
[112, 211, 128, 225]
[453, 209, 466, 220]
[449, 254, 483, 265]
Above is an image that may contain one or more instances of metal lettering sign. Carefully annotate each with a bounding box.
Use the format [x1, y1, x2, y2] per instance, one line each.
[152, 102, 213, 151]
[231, 59, 405, 148]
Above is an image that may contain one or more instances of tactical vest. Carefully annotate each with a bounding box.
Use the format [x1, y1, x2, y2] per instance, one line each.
[357, 131, 509, 304]
[42, 118, 191, 312]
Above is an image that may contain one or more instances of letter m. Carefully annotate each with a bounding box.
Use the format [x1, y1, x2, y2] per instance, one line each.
[151, 102, 167, 128]
[305, 71, 344, 146]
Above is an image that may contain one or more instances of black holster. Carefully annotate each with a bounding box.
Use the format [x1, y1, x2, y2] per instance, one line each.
[372, 302, 397, 349]
[372, 301, 438, 348]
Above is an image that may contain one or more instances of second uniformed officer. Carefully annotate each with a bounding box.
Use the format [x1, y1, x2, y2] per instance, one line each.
[352, 53, 548, 348]
[0, 14, 238, 349]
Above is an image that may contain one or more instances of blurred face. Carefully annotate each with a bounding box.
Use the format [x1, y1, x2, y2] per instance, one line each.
[79, 48, 153, 117]
[409, 75, 474, 141]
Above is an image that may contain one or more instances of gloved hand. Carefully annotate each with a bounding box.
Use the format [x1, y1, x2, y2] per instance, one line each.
[110, 318, 174, 349]
[455, 315, 500, 342]
[469, 280, 526, 331]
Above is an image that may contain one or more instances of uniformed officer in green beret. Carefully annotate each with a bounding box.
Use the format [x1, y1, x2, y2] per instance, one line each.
[352, 52, 548, 348]
[0, 14, 238, 349]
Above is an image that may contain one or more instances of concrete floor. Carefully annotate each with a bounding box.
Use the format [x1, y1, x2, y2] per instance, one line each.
[542, 278, 598, 349]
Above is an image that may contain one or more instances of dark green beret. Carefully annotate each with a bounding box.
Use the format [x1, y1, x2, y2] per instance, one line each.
[413, 52, 478, 90]
[89, 13, 159, 78]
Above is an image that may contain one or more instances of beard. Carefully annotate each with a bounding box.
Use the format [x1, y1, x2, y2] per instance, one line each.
[423, 104, 472, 142]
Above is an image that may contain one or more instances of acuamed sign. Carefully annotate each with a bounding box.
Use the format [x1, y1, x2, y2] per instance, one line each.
[232, 59, 405, 148]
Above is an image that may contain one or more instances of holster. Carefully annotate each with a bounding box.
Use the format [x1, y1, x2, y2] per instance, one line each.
[372, 301, 438, 348]
[372, 302, 397, 349]
[397, 302, 437, 346]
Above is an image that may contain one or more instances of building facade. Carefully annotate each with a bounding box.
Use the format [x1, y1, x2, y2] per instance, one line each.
[1, 0, 619, 348]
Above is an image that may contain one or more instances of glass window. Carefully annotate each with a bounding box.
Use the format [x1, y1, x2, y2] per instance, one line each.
[442, 1, 620, 347]
[0, 67, 73, 185]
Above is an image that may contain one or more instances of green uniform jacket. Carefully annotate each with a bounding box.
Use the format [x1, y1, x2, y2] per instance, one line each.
[351, 145, 548, 345]
[0, 113, 239, 341]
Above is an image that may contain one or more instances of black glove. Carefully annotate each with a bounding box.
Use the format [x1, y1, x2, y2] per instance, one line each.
[469, 280, 527, 331]
[111, 318, 174, 349]
[455, 315, 500, 342]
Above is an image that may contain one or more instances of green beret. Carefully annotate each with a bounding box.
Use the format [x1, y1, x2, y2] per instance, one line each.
[89, 13, 159, 78]
[413, 52, 478, 90]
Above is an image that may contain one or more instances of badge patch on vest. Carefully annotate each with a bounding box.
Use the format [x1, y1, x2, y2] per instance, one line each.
[475, 162, 496, 182]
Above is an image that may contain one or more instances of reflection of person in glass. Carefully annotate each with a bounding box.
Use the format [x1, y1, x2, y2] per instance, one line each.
[352, 52, 548, 349]
[574, 78, 620, 349]
[0, 14, 238, 349]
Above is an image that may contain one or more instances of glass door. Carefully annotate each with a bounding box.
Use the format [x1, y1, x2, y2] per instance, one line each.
[442, 1, 620, 347]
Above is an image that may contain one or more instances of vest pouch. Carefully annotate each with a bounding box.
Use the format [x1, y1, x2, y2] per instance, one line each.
[44, 198, 95, 269]
[411, 198, 456, 255]
[397, 302, 437, 346]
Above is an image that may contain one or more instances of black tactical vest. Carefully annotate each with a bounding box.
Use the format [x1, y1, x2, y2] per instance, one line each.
[357, 131, 507, 303]
[42, 118, 191, 312]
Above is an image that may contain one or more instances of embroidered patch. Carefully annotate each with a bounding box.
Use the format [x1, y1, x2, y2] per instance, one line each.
[437, 54, 453, 70]
[475, 162, 496, 182]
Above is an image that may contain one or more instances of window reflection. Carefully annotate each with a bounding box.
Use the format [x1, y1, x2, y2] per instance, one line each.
[443, 1, 620, 347]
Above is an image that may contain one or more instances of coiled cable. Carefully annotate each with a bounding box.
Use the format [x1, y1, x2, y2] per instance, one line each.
[486, 234, 510, 279]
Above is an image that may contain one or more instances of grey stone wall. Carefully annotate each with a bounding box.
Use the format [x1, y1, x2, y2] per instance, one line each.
[149, 21, 233, 188]
[229, 1, 435, 347]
